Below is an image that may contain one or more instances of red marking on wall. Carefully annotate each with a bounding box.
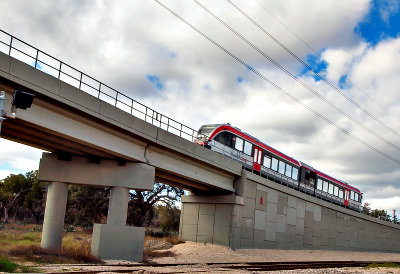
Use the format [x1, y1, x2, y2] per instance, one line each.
[260, 196, 263, 205]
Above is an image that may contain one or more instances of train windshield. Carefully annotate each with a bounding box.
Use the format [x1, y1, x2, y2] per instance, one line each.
[197, 124, 219, 140]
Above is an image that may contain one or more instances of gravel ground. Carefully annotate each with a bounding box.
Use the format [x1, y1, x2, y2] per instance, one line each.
[152, 241, 400, 264]
[35, 241, 400, 273]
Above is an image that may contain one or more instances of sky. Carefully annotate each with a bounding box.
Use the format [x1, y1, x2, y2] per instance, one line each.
[0, 0, 399, 216]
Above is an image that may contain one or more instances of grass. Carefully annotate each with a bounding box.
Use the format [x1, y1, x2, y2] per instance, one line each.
[1, 223, 183, 265]
[0, 223, 103, 264]
[0, 257, 17, 272]
[0, 257, 39, 273]
[365, 262, 400, 268]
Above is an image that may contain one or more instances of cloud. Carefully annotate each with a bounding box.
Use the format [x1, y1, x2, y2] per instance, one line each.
[0, 138, 43, 176]
[0, 0, 399, 214]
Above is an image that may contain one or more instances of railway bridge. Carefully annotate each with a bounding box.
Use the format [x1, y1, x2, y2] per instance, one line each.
[0, 31, 399, 261]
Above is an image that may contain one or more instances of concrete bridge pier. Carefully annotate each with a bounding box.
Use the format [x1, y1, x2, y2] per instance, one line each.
[41, 181, 68, 250]
[38, 152, 155, 261]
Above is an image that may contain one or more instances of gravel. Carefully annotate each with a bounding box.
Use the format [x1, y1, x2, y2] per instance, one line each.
[36, 241, 400, 273]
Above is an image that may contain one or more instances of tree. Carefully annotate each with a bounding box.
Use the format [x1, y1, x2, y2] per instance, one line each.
[154, 204, 181, 233]
[65, 185, 109, 227]
[127, 183, 184, 227]
[23, 171, 47, 224]
[0, 173, 30, 223]
[362, 202, 371, 215]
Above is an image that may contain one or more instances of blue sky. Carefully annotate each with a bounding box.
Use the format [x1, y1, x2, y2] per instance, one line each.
[299, 0, 399, 90]
[356, 0, 400, 45]
[0, 0, 400, 214]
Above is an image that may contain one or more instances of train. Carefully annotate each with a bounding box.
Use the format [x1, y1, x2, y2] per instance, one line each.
[195, 124, 362, 211]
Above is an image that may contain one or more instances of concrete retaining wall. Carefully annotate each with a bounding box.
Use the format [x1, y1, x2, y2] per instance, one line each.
[180, 170, 400, 252]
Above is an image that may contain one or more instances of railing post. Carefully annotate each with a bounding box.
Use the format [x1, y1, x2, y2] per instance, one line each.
[180, 124, 183, 137]
[98, 83, 102, 98]
[58, 62, 62, 79]
[79, 73, 83, 90]
[8, 36, 13, 56]
[115, 92, 118, 106]
[130, 99, 134, 114]
[167, 118, 170, 131]
[34, 51, 39, 69]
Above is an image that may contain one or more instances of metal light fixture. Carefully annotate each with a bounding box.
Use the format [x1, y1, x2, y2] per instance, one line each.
[11, 89, 35, 110]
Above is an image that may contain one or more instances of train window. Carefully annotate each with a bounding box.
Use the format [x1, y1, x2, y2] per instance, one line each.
[350, 191, 354, 200]
[354, 192, 359, 202]
[271, 158, 278, 171]
[244, 141, 252, 155]
[339, 189, 344, 199]
[317, 179, 323, 190]
[328, 184, 334, 195]
[292, 167, 298, 180]
[278, 161, 285, 174]
[285, 165, 292, 177]
[235, 137, 244, 151]
[214, 132, 232, 147]
[263, 156, 271, 168]
[323, 181, 328, 192]
[334, 186, 339, 196]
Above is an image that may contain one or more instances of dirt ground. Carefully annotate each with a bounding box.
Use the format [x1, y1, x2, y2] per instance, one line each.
[35, 241, 400, 273]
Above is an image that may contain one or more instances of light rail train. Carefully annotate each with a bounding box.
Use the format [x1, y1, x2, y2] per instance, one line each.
[195, 124, 362, 211]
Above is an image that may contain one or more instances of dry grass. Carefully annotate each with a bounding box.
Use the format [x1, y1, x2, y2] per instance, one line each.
[0, 224, 103, 264]
[142, 234, 184, 261]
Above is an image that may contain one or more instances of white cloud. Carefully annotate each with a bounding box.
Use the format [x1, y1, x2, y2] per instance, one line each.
[0, 0, 399, 214]
[0, 138, 43, 174]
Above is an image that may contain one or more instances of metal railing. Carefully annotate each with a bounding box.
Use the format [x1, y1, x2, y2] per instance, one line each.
[0, 30, 398, 226]
[0, 29, 201, 143]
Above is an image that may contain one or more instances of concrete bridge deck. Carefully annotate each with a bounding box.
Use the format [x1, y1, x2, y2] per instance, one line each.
[0, 33, 399, 261]
[0, 51, 241, 192]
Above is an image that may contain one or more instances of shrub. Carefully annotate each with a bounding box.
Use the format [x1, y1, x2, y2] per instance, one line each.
[0, 257, 17, 272]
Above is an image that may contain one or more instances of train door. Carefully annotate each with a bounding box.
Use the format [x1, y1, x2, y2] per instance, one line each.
[253, 146, 262, 172]
[344, 189, 350, 206]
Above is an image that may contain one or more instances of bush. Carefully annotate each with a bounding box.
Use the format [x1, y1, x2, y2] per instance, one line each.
[0, 257, 17, 272]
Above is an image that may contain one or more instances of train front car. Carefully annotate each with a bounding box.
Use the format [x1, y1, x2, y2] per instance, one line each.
[195, 123, 363, 212]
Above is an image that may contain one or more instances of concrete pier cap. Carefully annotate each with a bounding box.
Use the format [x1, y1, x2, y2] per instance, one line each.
[38, 152, 155, 261]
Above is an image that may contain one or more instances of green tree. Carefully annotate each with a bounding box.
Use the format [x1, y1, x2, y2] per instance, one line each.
[127, 183, 184, 227]
[154, 204, 181, 233]
[65, 185, 109, 227]
[23, 171, 47, 224]
[0, 173, 30, 223]
[362, 202, 371, 215]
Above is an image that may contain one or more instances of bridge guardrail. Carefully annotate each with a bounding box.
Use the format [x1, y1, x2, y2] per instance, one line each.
[0, 29, 203, 144]
[0, 30, 398, 226]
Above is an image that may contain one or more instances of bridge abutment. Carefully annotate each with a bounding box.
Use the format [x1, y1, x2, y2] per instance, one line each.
[180, 170, 400, 252]
[38, 152, 155, 261]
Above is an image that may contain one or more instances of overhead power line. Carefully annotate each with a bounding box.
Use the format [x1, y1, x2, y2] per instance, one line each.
[252, 0, 400, 127]
[153, 0, 400, 166]
[191, 0, 400, 154]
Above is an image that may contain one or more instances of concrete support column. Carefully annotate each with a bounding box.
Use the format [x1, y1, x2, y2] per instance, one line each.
[41, 181, 68, 250]
[107, 186, 129, 226]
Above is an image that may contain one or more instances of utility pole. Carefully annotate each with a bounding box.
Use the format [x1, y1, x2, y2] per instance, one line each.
[394, 209, 397, 224]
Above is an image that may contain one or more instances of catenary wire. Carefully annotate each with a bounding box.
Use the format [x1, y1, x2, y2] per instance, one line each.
[251, 0, 400, 126]
[153, 0, 400, 165]
[191, 0, 400, 153]
[226, 0, 400, 140]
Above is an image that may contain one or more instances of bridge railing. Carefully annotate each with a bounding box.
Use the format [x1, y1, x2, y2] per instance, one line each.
[1, 30, 398, 226]
[0, 29, 204, 143]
